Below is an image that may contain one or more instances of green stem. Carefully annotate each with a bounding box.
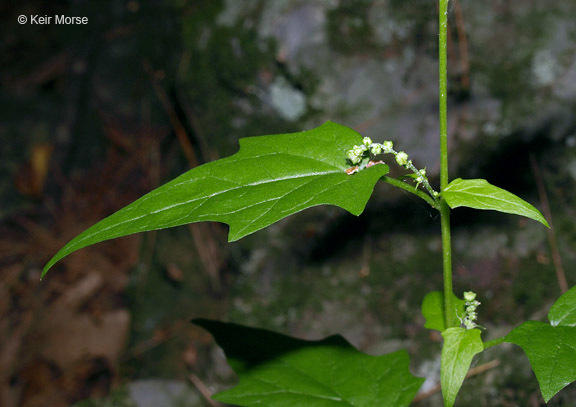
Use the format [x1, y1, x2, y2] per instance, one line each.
[386, 147, 439, 200]
[440, 200, 456, 328]
[439, 0, 449, 190]
[439, 0, 456, 328]
[381, 176, 440, 210]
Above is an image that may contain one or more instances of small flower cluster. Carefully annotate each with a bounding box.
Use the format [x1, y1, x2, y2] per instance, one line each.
[461, 291, 481, 330]
[346, 137, 394, 165]
[414, 168, 427, 189]
[346, 137, 438, 198]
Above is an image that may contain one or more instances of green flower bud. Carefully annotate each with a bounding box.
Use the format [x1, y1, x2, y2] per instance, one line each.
[362, 136, 373, 147]
[395, 151, 408, 166]
[382, 141, 394, 153]
[354, 144, 368, 154]
[347, 150, 362, 165]
[463, 319, 476, 329]
[460, 291, 482, 329]
[370, 143, 383, 155]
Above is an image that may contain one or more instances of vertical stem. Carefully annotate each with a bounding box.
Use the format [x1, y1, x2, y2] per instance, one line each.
[439, 0, 456, 328]
[441, 201, 455, 328]
[439, 0, 449, 191]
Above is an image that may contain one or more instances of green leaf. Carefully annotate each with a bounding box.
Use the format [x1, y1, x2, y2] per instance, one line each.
[441, 328, 484, 407]
[505, 322, 576, 402]
[422, 291, 466, 331]
[43, 122, 389, 276]
[549, 285, 576, 327]
[505, 286, 576, 402]
[194, 319, 424, 407]
[443, 178, 549, 227]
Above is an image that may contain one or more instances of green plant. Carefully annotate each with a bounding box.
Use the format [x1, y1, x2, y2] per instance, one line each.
[43, 2, 575, 406]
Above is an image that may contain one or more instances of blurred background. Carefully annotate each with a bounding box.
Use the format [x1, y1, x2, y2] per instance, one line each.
[1, 0, 575, 406]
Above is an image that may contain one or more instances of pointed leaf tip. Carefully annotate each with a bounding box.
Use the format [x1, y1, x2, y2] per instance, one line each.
[443, 178, 549, 227]
[441, 328, 483, 407]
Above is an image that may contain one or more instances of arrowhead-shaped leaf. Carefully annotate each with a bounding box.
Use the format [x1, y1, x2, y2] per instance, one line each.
[505, 286, 576, 402]
[441, 328, 484, 407]
[422, 291, 466, 331]
[194, 319, 424, 407]
[43, 122, 389, 276]
[443, 178, 549, 227]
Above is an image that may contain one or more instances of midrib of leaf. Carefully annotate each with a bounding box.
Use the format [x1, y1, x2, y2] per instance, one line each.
[550, 337, 576, 400]
[445, 183, 524, 209]
[184, 175, 350, 236]
[372, 364, 405, 406]
[275, 359, 347, 403]
[544, 330, 576, 394]
[250, 379, 347, 403]
[543, 329, 560, 392]
[149, 171, 337, 216]
[71, 170, 338, 246]
[227, 359, 351, 405]
[444, 334, 464, 388]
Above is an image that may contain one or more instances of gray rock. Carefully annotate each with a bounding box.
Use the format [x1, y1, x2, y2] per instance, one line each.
[128, 380, 202, 407]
